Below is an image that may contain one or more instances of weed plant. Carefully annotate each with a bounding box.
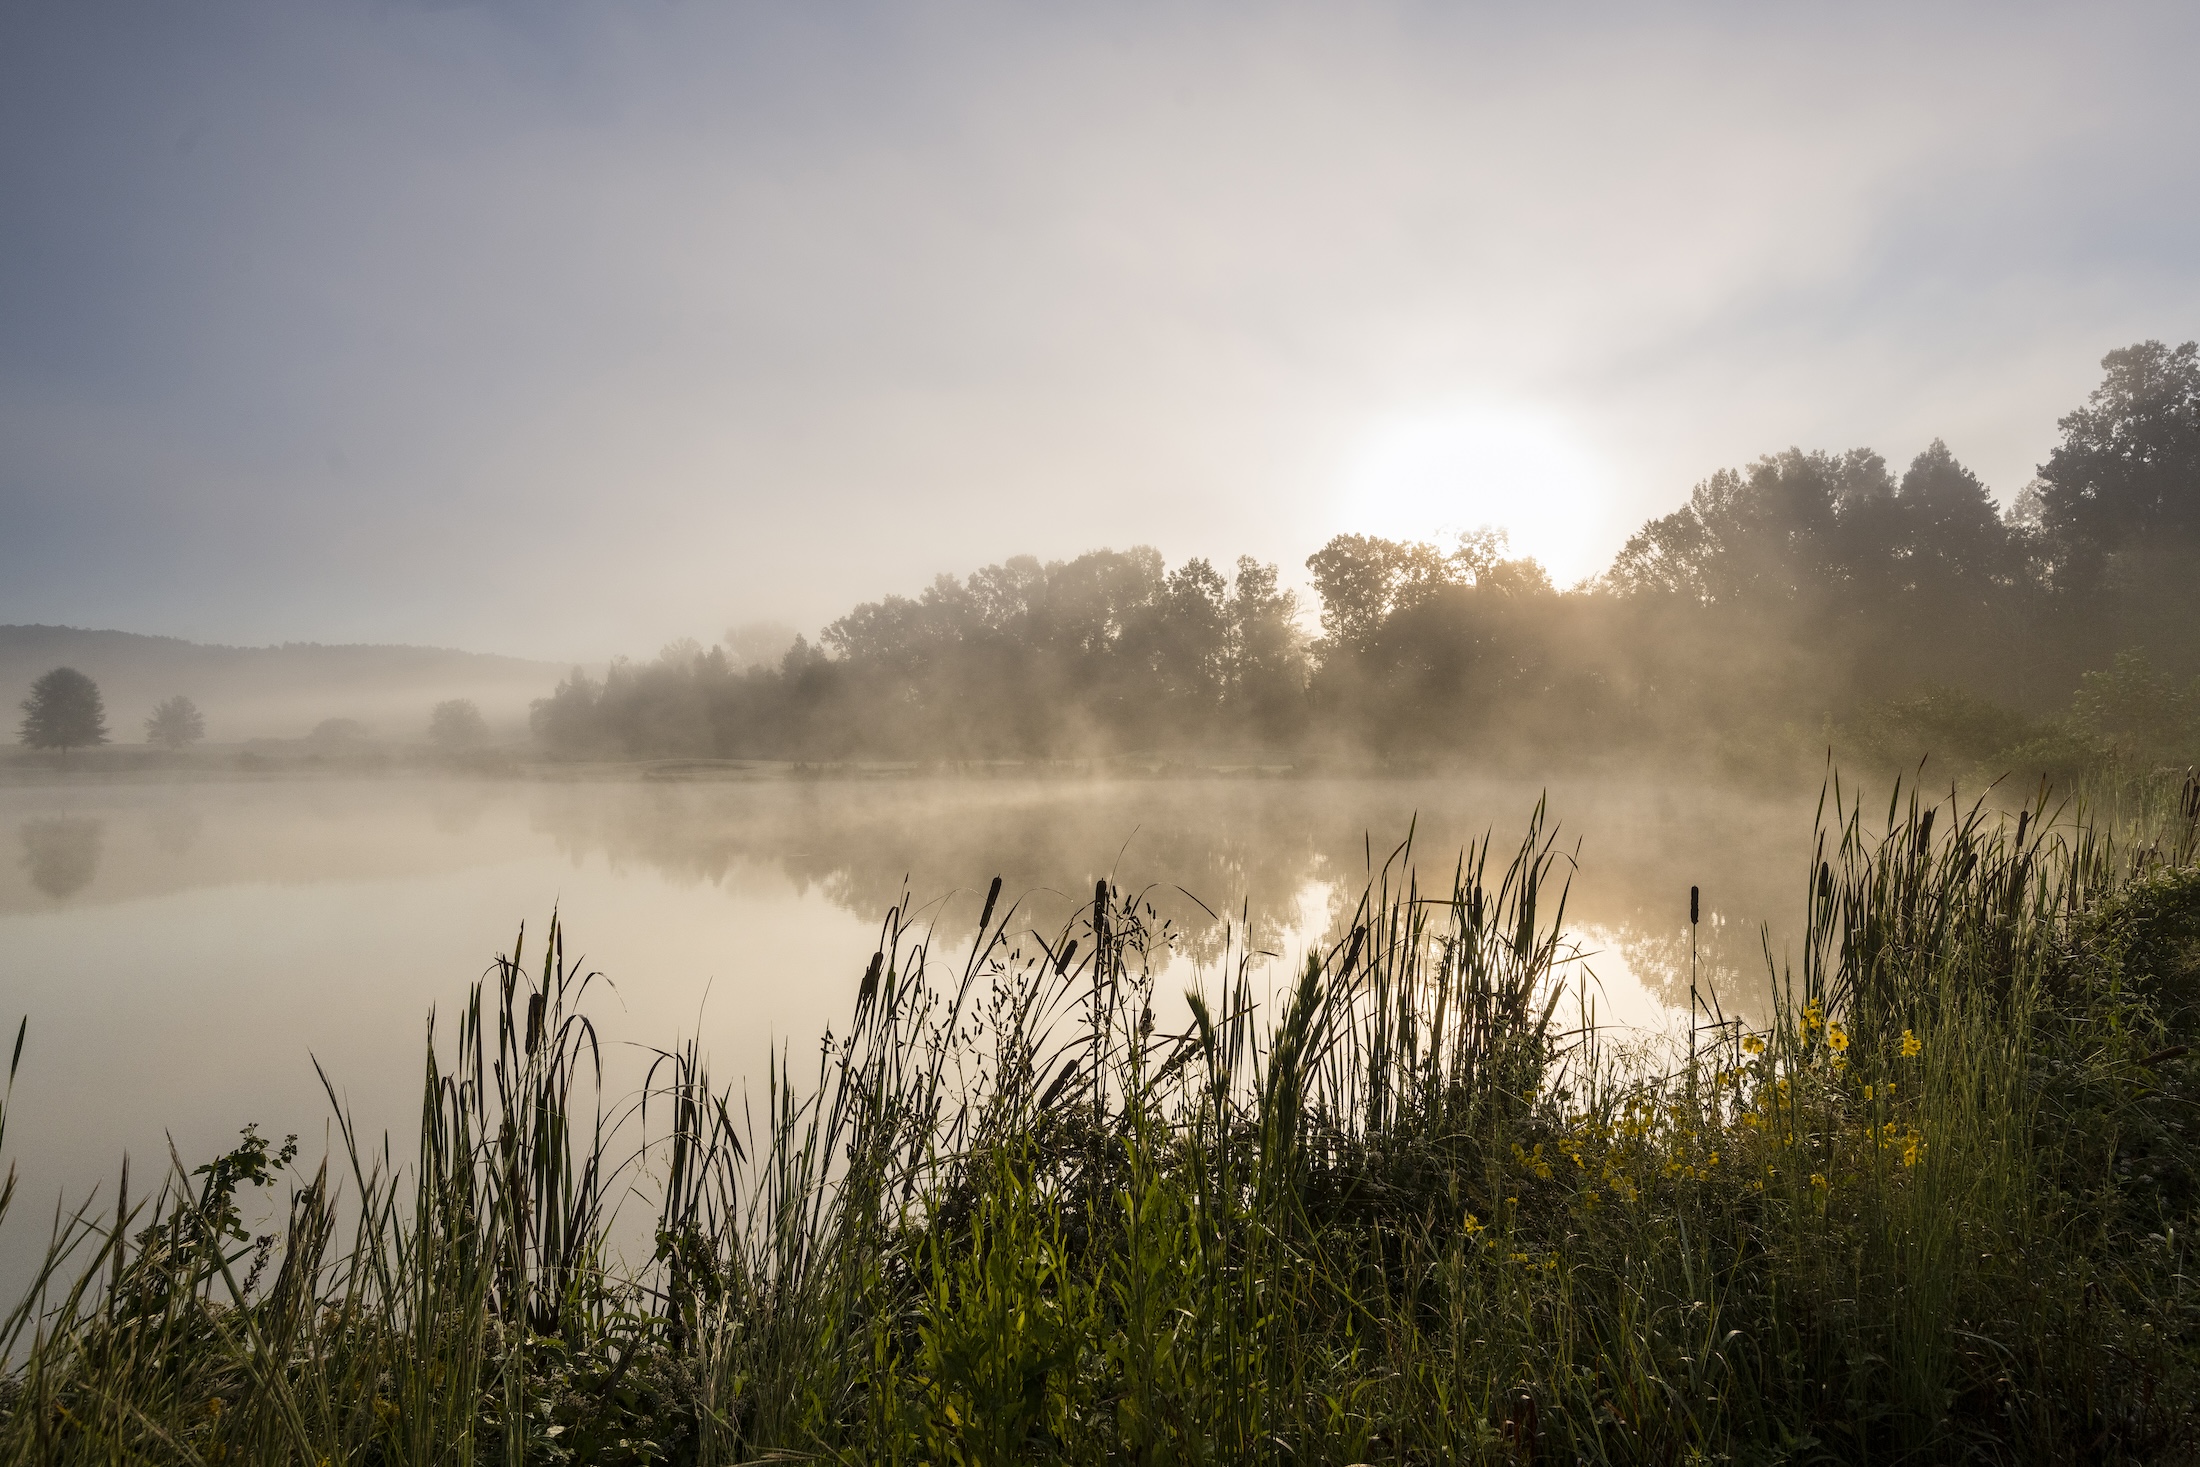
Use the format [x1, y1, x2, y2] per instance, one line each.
[2, 775, 2198, 1463]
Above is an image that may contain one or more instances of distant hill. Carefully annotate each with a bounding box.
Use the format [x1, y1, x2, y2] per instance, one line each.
[0, 626, 572, 744]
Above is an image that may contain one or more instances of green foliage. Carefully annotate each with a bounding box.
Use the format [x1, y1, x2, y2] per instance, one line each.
[2070, 651, 2200, 769]
[4, 786, 2200, 1461]
[1839, 649, 2199, 788]
[1842, 683, 2039, 772]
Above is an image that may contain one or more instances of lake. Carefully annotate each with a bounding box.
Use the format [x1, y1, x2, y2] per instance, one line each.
[0, 771, 1815, 1290]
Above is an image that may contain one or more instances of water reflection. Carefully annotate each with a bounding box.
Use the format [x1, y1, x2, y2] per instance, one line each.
[19, 817, 102, 900]
[0, 773, 1821, 1306]
[0, 775, 1813, 1013]
[521, 776, 1805, 1018]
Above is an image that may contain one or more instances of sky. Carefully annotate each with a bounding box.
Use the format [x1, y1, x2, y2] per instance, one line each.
[3, 1, 2199, 662]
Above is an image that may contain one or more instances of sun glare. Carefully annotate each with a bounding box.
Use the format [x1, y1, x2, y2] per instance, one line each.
[1336, 404, 1615, 585]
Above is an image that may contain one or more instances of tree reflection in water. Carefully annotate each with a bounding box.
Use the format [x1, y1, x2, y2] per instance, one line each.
[20, 817, 103, 900]
[523, 774, 1810, 1014]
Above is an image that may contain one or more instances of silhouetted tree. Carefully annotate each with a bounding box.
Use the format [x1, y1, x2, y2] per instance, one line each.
[145, 695, 206, 749]
[1225, 556, 1309, 738]
[530, 671, 610, 757]
[428, 698, 489, 749]
[19, 667, 108, 753]
[2030, 340, 2200, 677]
[1606, 448, 1893, 607]
[1305, 534, 1462, 654]
[520, 337, 2200, 775]
[1895, 439, 2010, 587]
[2034, 340, 2200, 570]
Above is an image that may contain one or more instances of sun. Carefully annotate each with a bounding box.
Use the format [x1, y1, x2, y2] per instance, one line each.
[1335, 402, 1615, 586]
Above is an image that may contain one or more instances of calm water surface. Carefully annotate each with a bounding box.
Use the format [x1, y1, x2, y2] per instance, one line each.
[0, 773, 1815, 1288]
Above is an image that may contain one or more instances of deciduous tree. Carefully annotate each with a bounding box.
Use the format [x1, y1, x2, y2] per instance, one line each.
[145, 695, 206, 749]
[18, 667, 108, 753]
[429, 698, 489, 749]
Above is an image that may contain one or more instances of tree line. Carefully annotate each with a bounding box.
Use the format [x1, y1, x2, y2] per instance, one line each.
[513, 338, 2191, 776]
[10, 669, 188, 754]
[13, 677, 495, 755]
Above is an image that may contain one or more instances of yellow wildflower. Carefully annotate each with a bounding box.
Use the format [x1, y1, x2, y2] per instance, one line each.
[1901, 1028, 1921, 1058]
[1810, 1172, 1827, 1189]
[1463, 1213, 1484, 1237]
[1827, 1022, 1848, 1054]
[1742, 1033, 1766, 1056]
[1862, 1085, 1873, 1101]
[1803, 1000, 1823, 1033]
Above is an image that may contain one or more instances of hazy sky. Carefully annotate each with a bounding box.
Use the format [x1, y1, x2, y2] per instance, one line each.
[4, 1, 2198, 660]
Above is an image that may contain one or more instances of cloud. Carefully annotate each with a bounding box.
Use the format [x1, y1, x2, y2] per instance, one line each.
[2, 0, 2197, 656]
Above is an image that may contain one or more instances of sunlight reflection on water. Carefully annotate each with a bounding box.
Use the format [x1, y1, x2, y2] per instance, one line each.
[0, 772, 1808, 1294]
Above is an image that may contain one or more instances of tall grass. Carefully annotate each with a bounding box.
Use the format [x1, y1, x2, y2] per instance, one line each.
[3, 774, 2198, 1463]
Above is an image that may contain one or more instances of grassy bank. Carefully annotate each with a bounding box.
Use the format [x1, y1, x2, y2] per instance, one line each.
[3, 777, 2199, 1463]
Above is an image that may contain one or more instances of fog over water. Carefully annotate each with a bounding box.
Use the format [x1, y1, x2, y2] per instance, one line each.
[0, 772, 1814, 1286]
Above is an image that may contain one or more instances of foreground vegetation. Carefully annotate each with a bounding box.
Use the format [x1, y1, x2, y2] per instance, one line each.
[3, 773, 2200, 1463]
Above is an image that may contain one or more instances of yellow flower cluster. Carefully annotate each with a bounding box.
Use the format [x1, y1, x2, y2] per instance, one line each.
[1512, 1142, 1555, 1180]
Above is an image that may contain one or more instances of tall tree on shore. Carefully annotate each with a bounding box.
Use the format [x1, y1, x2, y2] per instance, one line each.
[2033, 340, 2200, 573]
[19, 667, 109, 753]
[145, 695, 206, 749]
